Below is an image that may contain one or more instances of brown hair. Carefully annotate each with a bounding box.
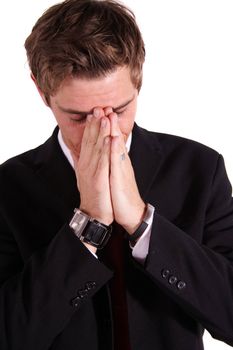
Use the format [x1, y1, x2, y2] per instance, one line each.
[24, 0, 145, 98]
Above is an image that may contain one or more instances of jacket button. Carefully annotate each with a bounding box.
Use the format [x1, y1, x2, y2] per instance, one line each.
[177, 281, 186, 290]
[161, 269, 170, 279]
[78, 289, 88, 298]
[71, 296, 81, 307]
[86, 281, 97, 290]
[168, 276, 177, 285]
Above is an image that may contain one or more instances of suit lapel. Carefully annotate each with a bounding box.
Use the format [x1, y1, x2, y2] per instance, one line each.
[129, 124, 163, 201]
[35, 127, 80, 216]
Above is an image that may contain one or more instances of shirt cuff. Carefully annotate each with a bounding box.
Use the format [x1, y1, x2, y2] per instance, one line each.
[131, 205, 155, 264]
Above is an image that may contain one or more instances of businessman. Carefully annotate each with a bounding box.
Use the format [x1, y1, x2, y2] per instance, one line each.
[0, 0, 233, 349]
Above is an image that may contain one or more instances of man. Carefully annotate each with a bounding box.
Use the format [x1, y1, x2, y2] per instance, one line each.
[0, 0, 233, 349]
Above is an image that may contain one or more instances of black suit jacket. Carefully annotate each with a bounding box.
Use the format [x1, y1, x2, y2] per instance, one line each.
[0, 124, 233, 350]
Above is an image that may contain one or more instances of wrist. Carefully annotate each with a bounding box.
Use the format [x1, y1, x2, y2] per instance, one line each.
[79, 206, 113, 226]
[123, 203, 146, 235]
[83, 242, 97, 255]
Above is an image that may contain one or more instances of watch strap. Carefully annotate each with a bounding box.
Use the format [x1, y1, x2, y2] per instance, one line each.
[82, 220, 112, 249]
[127, 203, 155, 244]
[128, 221, 148, 242]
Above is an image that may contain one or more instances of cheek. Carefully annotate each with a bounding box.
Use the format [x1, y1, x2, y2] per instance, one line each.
[67, 123, 86, 142]
[59, 120, 87, 152]
[55, 111, 86, 137]
[51, 106, 87, 153]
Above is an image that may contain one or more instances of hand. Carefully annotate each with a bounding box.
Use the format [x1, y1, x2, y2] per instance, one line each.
[72, 108, 114, 226]
[108, 112, 146, 234]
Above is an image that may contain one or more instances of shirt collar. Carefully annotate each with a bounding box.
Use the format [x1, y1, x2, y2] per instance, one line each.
[58, 129, 132, 169]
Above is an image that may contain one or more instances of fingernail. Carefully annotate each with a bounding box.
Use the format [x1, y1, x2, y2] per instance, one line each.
[104, 107, 113, 115]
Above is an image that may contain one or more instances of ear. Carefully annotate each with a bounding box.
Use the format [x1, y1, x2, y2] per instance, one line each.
[30, 74, 50, 107]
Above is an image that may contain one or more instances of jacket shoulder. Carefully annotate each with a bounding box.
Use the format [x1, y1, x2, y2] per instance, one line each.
[0, 144, 44, 175]
[0, 128, 58, 175]
[138, 125, 220, 158]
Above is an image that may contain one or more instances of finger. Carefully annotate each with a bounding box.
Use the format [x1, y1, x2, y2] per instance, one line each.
[111, 135, 128, 174]
[109, 112, 127, 159]
[79, 110, 111, 175]
[104, 106, 113, 117]
[96, 136, 111, 176]
[82, 108, 104, 147]
[96, 116, 111, 148]
[79, 108, 105, 164]
[109, 112, 124, 140]
[90, 116, 111, 171]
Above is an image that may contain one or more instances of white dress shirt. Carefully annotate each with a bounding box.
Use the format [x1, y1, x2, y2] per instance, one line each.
[58, 130, 154, 264]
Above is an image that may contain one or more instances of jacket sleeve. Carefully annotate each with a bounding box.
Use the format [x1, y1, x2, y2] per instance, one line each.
[144, 154, 233, 346]
[0, 221, 112, 349]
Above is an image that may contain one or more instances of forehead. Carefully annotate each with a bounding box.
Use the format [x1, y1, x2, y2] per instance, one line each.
[53, 66, 135, 109]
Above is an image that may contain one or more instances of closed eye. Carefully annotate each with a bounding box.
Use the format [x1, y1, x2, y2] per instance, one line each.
[70, 114, 87, 124]
[69, 108, 126, 124]
[115, 108, 127, 116]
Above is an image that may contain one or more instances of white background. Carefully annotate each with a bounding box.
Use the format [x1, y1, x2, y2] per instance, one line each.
[0, 1, 232, 349]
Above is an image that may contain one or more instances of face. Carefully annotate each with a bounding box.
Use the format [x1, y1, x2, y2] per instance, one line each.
[47, 66, 138, 156]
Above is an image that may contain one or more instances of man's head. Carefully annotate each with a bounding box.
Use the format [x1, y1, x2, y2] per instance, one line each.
[25, 0, 145, 100]
[24, 0, 145, 155]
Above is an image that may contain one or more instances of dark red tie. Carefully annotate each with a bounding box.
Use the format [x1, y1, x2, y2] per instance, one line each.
[100, 222, 131, 350]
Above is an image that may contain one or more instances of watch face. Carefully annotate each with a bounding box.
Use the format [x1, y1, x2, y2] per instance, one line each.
[70, 210, 89, 238]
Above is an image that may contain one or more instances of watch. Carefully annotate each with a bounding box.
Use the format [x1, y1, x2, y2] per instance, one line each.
[69, 209, 112, 249]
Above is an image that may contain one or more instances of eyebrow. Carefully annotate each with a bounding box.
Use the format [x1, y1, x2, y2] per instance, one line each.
[56, 95, 135, 116]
